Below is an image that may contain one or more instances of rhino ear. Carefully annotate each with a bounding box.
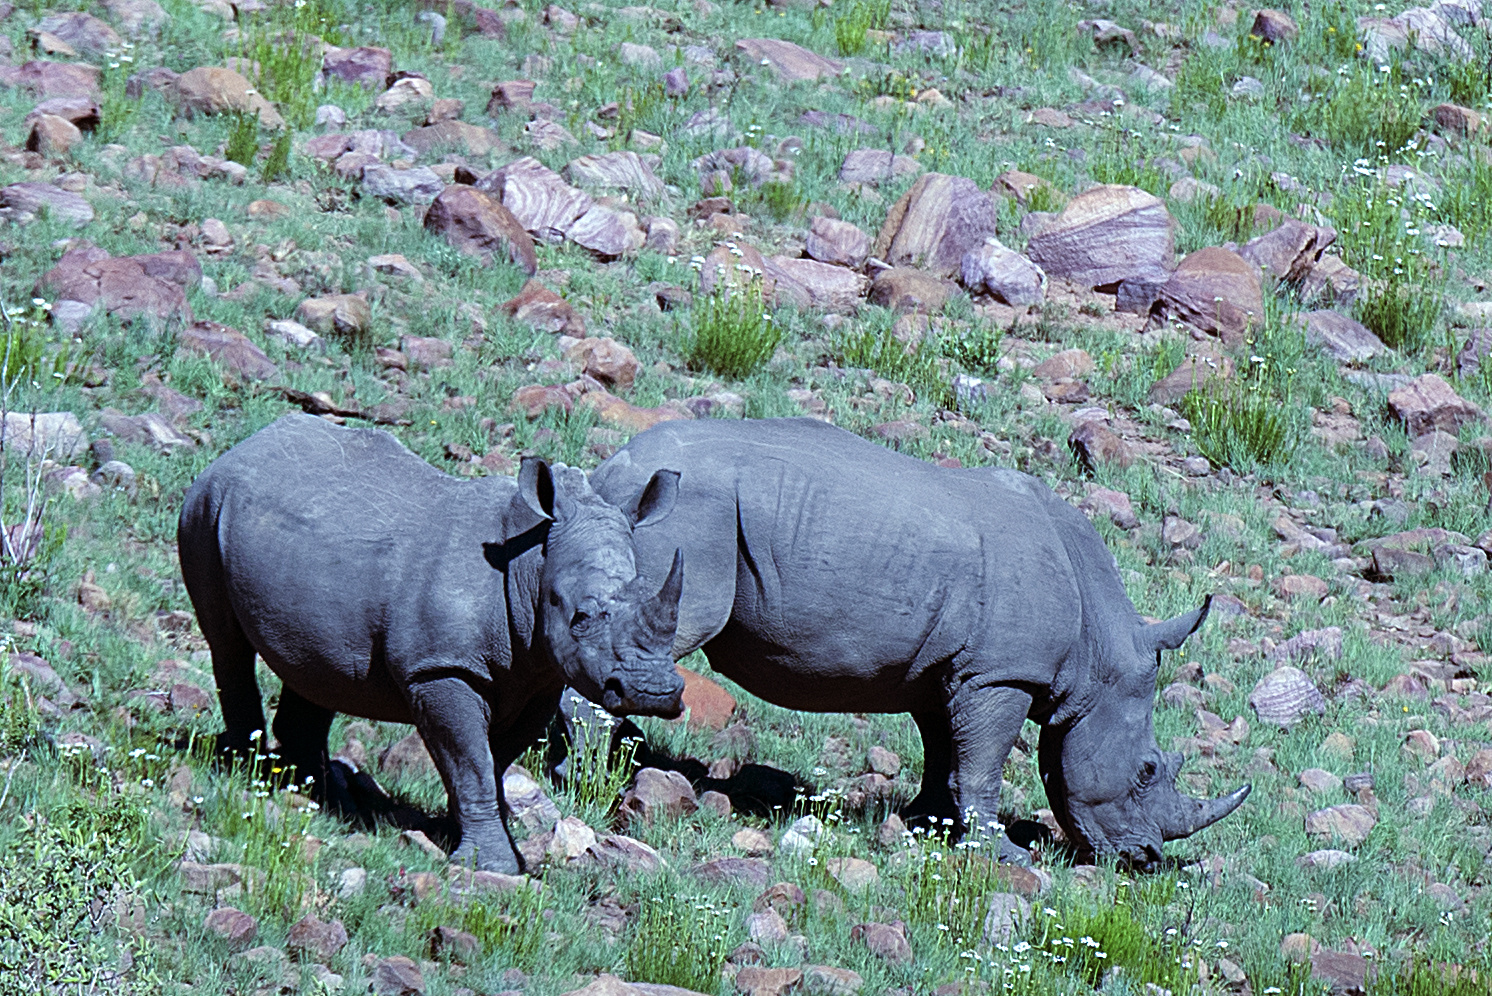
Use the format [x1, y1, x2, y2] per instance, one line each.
[517, 456, 557, 522]
[627, 469, 680, 527]
[1138, 596, 1212, 653]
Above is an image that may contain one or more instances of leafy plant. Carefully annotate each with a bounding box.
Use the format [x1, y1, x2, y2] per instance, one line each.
[835, 313, 948, 403]
[940, 320, 1006, 375]
[626, 894, 735, 990]
[224, 112, 260, 168]
[833, 0, 891, 57]
[262, 128, 292, 183]
[1182, 376, 1298, 472]
[755, 180, 803, 222]
[1335, 181, 1445, 350]
[413, 879, 549, 965]
[688, 278, 782, 379]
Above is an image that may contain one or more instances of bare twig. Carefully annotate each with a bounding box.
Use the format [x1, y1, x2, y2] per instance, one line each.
[0, 748, 26, 811]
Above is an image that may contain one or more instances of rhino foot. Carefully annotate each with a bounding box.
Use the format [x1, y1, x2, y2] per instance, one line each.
[452, 826, 522, 875]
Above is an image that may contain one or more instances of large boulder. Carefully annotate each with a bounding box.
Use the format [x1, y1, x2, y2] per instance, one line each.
[0, 181, 93, 226]
[764, 257, 869, 312]
[0, 61, 101, 98]
[564, 151, 665, 200]
[38, 246, 196, 325]
[1026, 185, 1174, 289]
[1294, 311, 1387, 363]
[33, 13, 122, 55]
[172, 67, 285, 128]
[1388, 373, 1484, 436]
[873, 174, 998, 279]
[960, 238, 1046, 306]
[838, 149, 921, 186]
[565, 205, 645, 259]
[424, 185, 537, 275]
[1148, 247, 1263, 347]
[734, 38, 844, 82]
[360, 163, 444, 205]
[805, 217, 870, 269]
[1239, 218, 1334, 284]
[476, 157, 591, 243]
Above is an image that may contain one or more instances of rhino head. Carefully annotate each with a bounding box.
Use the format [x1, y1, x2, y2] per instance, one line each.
[514, 458, 685, 718]
[1039, 597, 1250, 869]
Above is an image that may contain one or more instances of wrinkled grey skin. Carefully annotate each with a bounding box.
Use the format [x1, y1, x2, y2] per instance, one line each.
[178, 414, 685, 873]
[587, 417, 1249, 867]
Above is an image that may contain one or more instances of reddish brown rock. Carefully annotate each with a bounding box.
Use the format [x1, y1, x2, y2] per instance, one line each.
[1239, 218, 1335, 284]
[402, 119, 504, 157]
[511, 383, 574, 418]
[1, 60, 102, 98]
[178, 321, 279, 381]
[621, 767, 698, 823]
[286, 915, 348, 963]
[678, 666, 735, 731]
[1148, 247, 1262, 346]
[566, 204, 645, 258]
[873, 173, 998, 278]
[563, 337, 639, 389]
[698, 242, 774, 300]
[295, 294, 371, 341]
[1431, 102, 1483, 135]
[424, 184, 537, 274]
[765, 256, 868, 312]
[693, 857, 772, 888]
[322, 45, 393, 89]
[204, 907, 258, 952]
[578, 388, 688, 433]
[172, 66, 285, 128]
[1148, 351, 1233, 405]
[851, 922, 911, 963]
[734, 38, 844, 82]
[38, 246, 194, 324]
[869, 267, 955, 313]
[1304, 805, 1376, 847]
[1250, 8, 1299, 43]
[0, 181, 93, 226]
[1249, 667, 1327, 727]
[1274, 574, 1329, 601]
[1388, 374, 1484, 437]
[838, 149, 922, 186]
[370, 955, 425, 996]
[805, 216, 870, 269]
[500, 278, 586, 335]
[1068, 420, 1132, 471]
[1026, 185, 1175, 289]
[735, 967, 803, 996]
[25, 113, 82, 155]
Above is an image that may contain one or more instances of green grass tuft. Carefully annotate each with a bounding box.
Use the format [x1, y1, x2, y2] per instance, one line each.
[688, 280, 782, 380]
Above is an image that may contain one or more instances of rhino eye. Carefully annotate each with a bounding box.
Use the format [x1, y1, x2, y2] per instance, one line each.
[1138, 759, 1158, 785]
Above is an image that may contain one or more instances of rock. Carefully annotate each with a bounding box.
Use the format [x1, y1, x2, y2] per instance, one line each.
[178, 321, 279, 381]
[1, 60, 101, 98]
[427, 925, 480, 964]
[873, 173, 998, 279]
[1149, 351, 1233, 405]
[1296, 849, 1356, 870]
[805, 216, 870, 269]
[424, 185, 537, 274]
[1359, 5, 1474, 62]
[867, 745, 900, 777]
[733, 828, 773, 855]
[802, 966, 862, 996]
[204, 907, 258, 951]
[679, 666, 735, 730]
[370, 955, 425, 995]
[825, 857, 878, 893]
[746, 908, 789, 945]
[1274, 574, 1328, 600]
[699, 242, 774, 300]
[1268, 627, 1343, 663]
[286, 915, 348, 963]
[1169, 177, 1220, 204]
[504, 764, 562, 830]
[549, 816, 599, 862]
[838, 149, 921, 185]
[172, 67, 284, 128]
[264, 319, 321, 350]
[734, 38, 844, 82]
[0, 181, 93, 226]
[1299, 768, 1343, 795]
[1388, 374, 1483, 436]
[100, 0, 170, 37]
[1411, 430, 1459, 477]
[295, 294, 371, 342]
[25, 96, 102, 134]
[566, 204, 645, 258]
[1149, 247, 1262, 346]
[577, 388, 688, 433]
[402, 120, 503, 157]
[1250, 8, 1299, 43]
[500, 279, 586, 335]
[960, 238, 1045, 306]
[322, 46, 393, 88]
[0, 412, 87, 462]
[1079, 487, 1139, 529]
[586, 834, 664, 873]
[1432, 101, 1483, 136]
[563, 336, 639, 389]
[851, 922, 910, 963]
[1249, 667, 1326, 727]
[97, 409, 194, 452]
[693, 856, 772, 889]
[25, 113, 82, 155]
[868, 267, 954, 313]
[645, 217, 679, 254]
[479, 156, 593, 243]
[1294, 310, 1387, 363]
[33, 12, 122, 55]
[361, 163, 444, 205]
[1239, 218, 1334, 284]
[375, 76, 434, 113]
[1026, 185, 1174, 289]
[1311, 949, 1372, 992]
[736, 967, 802, 996]
[1300, 254, 1361, 306]
[1305, 805, 1375, 847]
[983, 893, 1030, 945]
[621, 767, 698, 822]
[1068, 420, 1132, 471]
[764, 256, 869, 312]
[565, 150, 665, 200]
[38, 246, 194, 324]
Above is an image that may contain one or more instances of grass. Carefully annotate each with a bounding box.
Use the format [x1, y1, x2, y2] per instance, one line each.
[832, 0, 891, 58]
[626, 893, 736, 990]
[687, 279, 781, 379]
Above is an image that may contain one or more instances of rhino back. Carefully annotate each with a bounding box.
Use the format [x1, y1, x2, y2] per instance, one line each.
[184, 414, 519, 719]
[595, 419, 1083, 713]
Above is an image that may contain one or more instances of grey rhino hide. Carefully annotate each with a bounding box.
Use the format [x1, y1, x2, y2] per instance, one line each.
[587, 417, 1248, 866]
[177, 413, 684, 873]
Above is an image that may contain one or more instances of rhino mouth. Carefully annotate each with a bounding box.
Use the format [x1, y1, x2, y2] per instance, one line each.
[602, 676, 684, 719]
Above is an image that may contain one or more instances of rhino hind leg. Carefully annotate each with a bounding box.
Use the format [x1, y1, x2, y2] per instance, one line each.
[195, 595, 266, 761]
[901, 710, 958, 829]
[270, 686, 351, 814]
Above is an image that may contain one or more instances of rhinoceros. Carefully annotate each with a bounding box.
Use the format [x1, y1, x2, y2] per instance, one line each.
[178, 413, 686, 873]
[586, 417, 1249, 867]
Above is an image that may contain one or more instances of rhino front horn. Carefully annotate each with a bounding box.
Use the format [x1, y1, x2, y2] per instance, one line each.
[640, 549, 684, 639]
[1163, 784, 1251, 841]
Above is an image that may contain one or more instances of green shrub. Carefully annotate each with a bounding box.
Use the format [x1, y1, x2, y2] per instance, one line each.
[940, 321, 1006, 375]
[1182, 377, 1298, 472]
[1335, 182, 1445, 350]
[833, 0, 891, 57]
[1304, 68, 1425, 158]
[755, 180, 803, 221]
[688, 279, 782, 379]
[261, 128, 292, 183]
[835, 314, 948, 402]
[413, 879, 548, 966]
[224, 112, 259, 168]
[557, 708, 639, 825]
[626, 895, 735, 990]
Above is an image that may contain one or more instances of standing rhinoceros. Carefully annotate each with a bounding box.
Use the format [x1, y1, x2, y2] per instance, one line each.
[178, 413, 685, 873]
[587, 417, 1248, 867]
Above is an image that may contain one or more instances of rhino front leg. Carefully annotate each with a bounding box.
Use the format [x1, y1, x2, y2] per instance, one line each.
[949, 683, 1035, 865]
[406, 675, 518, 874]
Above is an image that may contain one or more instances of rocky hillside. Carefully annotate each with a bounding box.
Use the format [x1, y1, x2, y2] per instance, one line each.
[0, 0, 1491, 993]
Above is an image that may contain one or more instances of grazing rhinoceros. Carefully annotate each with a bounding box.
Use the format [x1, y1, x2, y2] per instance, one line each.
[178, 413, 685, 873]
[586, 417, 1248, 868]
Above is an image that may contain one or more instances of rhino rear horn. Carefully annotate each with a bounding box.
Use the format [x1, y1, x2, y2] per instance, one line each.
[1138, 595, 1212, 653]
[1162, 783, 1251, 841]
[639, 549, 684, 642]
